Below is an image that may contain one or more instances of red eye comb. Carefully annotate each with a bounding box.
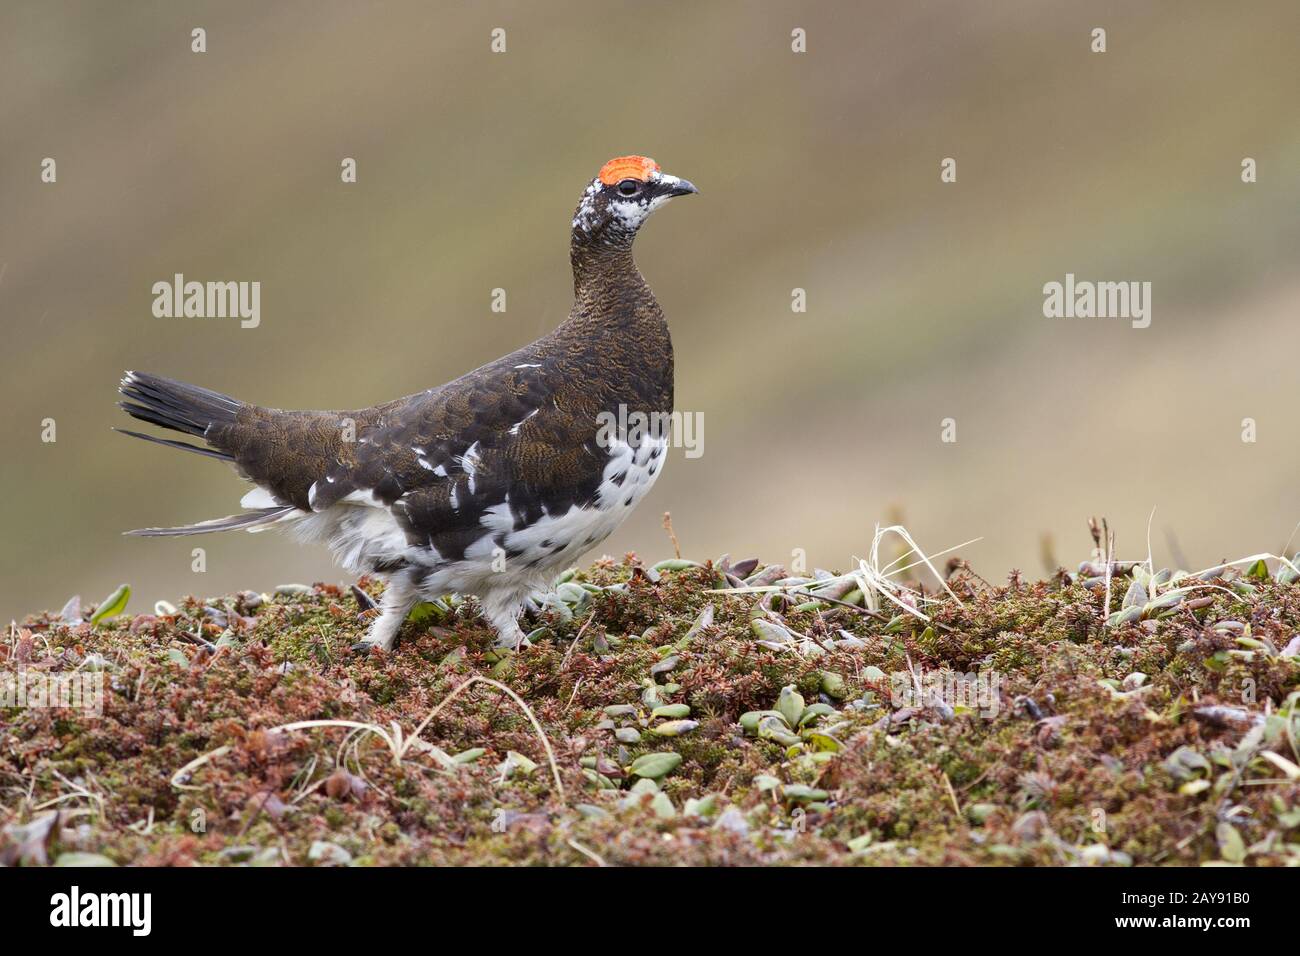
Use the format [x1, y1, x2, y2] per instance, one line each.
[598, 155, 660, 185]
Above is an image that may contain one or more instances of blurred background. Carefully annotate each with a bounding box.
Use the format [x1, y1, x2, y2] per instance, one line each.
[3, 0, 1299, 618]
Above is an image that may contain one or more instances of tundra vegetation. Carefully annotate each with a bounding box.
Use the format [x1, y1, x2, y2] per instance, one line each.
[3, 523, 1299, 867]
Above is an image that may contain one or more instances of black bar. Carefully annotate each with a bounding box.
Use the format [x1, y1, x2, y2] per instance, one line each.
[0, 865, 1270, 941]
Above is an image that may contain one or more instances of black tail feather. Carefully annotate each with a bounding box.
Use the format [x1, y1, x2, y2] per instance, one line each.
[117, 372, 283, 536]
[113, 427, 235, 463]
[125, 506, 294, 537]
[118, 371, 242, 441]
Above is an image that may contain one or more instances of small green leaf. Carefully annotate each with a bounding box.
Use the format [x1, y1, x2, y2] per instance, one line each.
[676, 604, 714, 648]
[89, 584, 130, 624]
[629, 777, 659, 795]
[556, 582, 589, 605]
[652, 703, 690, 719]
[1106, 605, 1143, 627]
[757, 716, 802, 747]
[1216, 822, 1246, 863]
[497, 750, 537, 779]
[797, 703, 835, 727]
[649, 655, 680, 677]
[1163, 746, 1211, 780]
[582, 769, 616, 790]
[1145, 588, 1191, 613]
[1122, 579, 1148, 609]
[628, 752, 682, 779]
[652, 559, 701, 572]
[405, 601, 446, 626]
[739, 710, 780, 734]
[803, 732, 843, 753]
[54, 852, 117, 867]
[751, 619, 793, 644]
[651, 719, 699, 737]
[781, 784, 829, 804]
[684, 794, 719, 818]
[819, 671, 847, 699]
[776, 685, 805, 728]
[649, 792, 676, 818]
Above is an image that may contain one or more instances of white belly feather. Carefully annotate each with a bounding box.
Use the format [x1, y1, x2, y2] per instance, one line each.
[240, 436, 668, 598]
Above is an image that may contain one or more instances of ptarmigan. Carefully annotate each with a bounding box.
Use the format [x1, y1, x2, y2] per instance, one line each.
[117, 155, 697, 652]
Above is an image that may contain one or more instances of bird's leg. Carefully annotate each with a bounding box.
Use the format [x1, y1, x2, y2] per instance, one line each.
[493, 617, 528, 650]
[351, 578, 418, 653]
[522, 582, 569, 617]
[483, 588, 530, 650]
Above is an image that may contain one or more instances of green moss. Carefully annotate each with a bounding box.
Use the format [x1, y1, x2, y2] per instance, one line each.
[4, 563, 1299, 866]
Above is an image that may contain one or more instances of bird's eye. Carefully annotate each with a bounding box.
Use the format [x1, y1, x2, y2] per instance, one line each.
[617, 179, 641, 197]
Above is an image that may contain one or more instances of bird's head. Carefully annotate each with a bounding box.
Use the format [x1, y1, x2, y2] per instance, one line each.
[572, 155, 698, 243]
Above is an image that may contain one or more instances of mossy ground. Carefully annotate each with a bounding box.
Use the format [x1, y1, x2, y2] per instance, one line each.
[4, 554, 1300, 866]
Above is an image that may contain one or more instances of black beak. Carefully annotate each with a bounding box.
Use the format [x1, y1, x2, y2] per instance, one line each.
[665, 178, 699, 197]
